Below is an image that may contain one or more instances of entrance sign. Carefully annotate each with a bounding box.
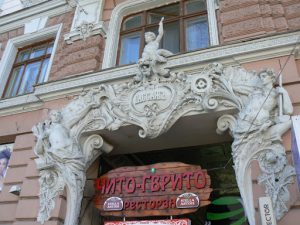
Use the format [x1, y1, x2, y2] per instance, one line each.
[94, 162, 212, 217]
[104, 219, 191, 225]
[259, 197, 277, 225]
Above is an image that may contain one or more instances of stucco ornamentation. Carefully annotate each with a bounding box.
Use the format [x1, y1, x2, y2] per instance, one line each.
[258, 149, 295, 220]
[32, 91, 113, 225]
[135, 17, 173, 82]
[63, 0, 106, 44]
[76, 21, 94, 41]
[216, 68, 295, 223]
[33, 60, 294, 224]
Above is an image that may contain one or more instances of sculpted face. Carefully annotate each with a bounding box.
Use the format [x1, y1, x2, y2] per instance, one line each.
[49, 110, 62, 123]
[259, 70, 275, 85]
[145, 32, 156, 43]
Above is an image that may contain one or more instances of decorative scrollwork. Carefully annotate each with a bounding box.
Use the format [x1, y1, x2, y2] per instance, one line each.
[216, 114, 236, 135]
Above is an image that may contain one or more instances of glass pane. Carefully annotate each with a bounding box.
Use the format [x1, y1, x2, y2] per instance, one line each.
[185, 0, 207, 14]
[162, 22, 180, 53]
[148, 3, 180, 24]
[38, 58, 49, 84]
[4, 66, 24, 97]
[18, 61, 41, 94]
[123, 15, 142, 30]
[186, 16, 209, 51]
[46, 42, 54, 54]
[30, 46, 46, 59]
[16, 49, 30, 63]
[119, 33, 140, 65]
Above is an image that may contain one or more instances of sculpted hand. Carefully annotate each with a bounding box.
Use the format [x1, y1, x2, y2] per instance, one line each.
[276, 86, 285, 95]
[159, 17, 164, 25]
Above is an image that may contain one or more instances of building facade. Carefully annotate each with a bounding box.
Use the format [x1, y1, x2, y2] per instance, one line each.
[0, 0, 300, 224]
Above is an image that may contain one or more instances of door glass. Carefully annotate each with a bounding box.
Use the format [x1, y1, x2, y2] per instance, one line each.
[119, 33, 141, 65]
[186, 16, 209, 51]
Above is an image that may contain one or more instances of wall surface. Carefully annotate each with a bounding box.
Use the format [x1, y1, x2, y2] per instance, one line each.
[0, 0, 300, 225]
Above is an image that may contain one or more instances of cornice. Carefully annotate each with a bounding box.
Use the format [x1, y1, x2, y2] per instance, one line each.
[0, 31, 299, 116]
[0, 94, 43, 115]
[0, 0, 72, 33]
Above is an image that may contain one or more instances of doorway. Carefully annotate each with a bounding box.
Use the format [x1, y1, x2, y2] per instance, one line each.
[85, 143, 249, 225]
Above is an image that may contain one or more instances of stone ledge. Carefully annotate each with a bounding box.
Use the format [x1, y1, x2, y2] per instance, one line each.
[0, 31, 299, 117]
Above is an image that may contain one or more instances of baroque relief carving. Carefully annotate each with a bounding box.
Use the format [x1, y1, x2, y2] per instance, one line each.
[33, 20, 295, 225]
[216, 68, 295, 223]
[33, 62, 295, 225]
[32, 92, 113, 225]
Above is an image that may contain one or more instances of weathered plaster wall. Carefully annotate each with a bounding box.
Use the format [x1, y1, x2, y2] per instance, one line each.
[219, 0, 300, 43]
[46, 10, 105, 81]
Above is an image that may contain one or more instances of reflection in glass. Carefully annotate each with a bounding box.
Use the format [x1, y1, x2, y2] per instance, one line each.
[16, 50, 30, 63]
[30, 46, 46, 59]
[185, 0, 207, 14]
[38, 59, 50, 84]
[4, 66, 24, 97]
[19, 61, 41, 94]
[162, 22, 180, 53]
[148, 3, 180, 24]
[123, 15, 142, 30]
[186, 17, 209, 51]
[120, 33, 140, 65]
[46, 43, 54, 54]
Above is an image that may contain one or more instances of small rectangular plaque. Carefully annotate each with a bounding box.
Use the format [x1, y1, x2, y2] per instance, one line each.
[259, 197, 277, 225]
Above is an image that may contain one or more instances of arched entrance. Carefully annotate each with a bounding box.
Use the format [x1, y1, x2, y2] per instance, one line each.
[32, 62, 295, 225]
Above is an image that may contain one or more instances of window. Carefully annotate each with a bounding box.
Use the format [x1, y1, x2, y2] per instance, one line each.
[2, 39, 54, 98]
[118, 0, 209, 65]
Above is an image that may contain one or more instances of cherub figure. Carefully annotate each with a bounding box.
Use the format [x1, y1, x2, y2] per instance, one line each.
[138, 17, 173, 78]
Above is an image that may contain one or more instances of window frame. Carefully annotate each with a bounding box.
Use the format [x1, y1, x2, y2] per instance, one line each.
[0, 24, 62, 99]
[102, 0, 219, 69]
[117, 0, 209, 65]
[2, 39, 54, 98]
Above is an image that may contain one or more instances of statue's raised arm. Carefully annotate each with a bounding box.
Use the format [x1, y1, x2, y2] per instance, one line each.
[156, 17, 164, 43]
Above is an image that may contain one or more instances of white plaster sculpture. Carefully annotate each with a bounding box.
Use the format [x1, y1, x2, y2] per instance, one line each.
[136, 17, 173, 81]
[33, 110, 85, 224]
[33, 42, 295, 225]
[216, 67, 295, 224]
[32, 91, 113, 225]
